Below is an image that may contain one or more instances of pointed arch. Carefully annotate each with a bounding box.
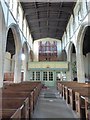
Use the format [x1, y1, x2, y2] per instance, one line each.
[4, 24, 22, 83]
[76, 23, 90, 82]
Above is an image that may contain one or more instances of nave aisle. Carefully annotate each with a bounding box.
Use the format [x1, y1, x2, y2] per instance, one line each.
[32, 87, 78, 119]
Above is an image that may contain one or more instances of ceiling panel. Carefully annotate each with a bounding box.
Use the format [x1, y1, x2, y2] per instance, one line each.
[21, 2, 76, 41]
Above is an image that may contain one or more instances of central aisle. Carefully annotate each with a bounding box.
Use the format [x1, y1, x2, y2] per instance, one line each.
[32, 86, 78, 119]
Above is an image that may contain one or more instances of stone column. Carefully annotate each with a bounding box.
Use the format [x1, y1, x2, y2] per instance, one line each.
[23, 48, 29, 81]
[26, 62, 29, 81]
[66, 62, 73, 81]
[0, 27, 3, 88]
[54, 71, 56, 86]
[34, 71, 36, 81]
[14, 51, 22, 83]
[87, 53, 90, 77]
[11, 55, 15, 72]
[23, 60, 28, 81]
[26, 70, 30, 81]
[0, 4, 6, 88]
[40, 71, 42, 81]
[76, 53, 85, 83]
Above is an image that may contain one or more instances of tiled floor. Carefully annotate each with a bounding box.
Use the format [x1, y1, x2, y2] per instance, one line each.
[32, 87, 78, 119]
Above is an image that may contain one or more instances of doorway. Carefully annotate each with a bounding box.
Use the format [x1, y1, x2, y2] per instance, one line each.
[43, 71, 55, 86]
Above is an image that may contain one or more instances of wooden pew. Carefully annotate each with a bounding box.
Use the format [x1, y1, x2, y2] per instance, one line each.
[57, 81, 90, 108]
[85, 97, 90, 120]
[4, 81, 42, 106]
[75, 88, 90, 119]
[68, 88, 76, 110]
[2, 91, 29, 98]
[0, 109, 21, 119]
[4, 72, 14, 84]
[64, 86, 70, 104]
[57, 81, 77, 98]
[67, 84, 90, 110]
[2, 91, 30, 118]
[0, 97, 29, 119]
[1, 81, 42, 118]
[61, 82, 90, 110]
[57, 81, 90, 119]
[63, 83, 89, 99]
[63, 82, 79, 104]
[20, 82, 42, 110]
[10, 108, 21, 118]
[3, 81, 42, 117]
[2, 87, 34, 117]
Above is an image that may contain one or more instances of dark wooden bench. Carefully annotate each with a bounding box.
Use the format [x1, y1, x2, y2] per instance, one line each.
[2, 91, 31, 118]
[67, 84, 90, 110]
[0, 81, 42, 119]
[0, 97, 29, 119]
[0, 109, 21, 119]
[57, 81, 77, 98]
[4, 73, 14, 84]
[56, 81, 90, 119]
[2, 81, 42, 117]
[4, 81, 42, 105]
[59, 82, 90, 109]
[85, 97, 90, 120]
[75, 88, 90, 119]
[63, 82, 88, 99]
